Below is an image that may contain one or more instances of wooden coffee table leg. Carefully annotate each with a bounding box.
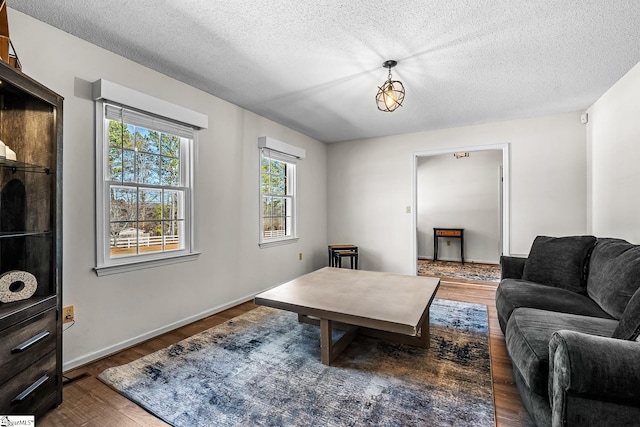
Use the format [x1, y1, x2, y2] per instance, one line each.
[320, 318, 359, 365]
[320, 319, 333, 365]
[418, 314, 430, 347]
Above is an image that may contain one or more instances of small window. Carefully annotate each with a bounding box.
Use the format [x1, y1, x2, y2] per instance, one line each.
[260, 149, 298, 245]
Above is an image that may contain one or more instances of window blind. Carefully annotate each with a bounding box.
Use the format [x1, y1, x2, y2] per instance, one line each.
[105, 104, 195, 139]
[261, 148, 298, 164]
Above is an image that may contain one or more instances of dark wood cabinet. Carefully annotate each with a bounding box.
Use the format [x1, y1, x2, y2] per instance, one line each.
[0, 61, 63, 417]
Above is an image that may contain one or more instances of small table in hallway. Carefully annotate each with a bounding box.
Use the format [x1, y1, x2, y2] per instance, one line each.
[433, 228, 464, 265]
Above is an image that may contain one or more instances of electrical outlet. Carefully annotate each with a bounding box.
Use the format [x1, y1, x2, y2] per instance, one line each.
[63, 305, 75, 323]
[299, 253, 303, 260]
[447, 240, 451, 246]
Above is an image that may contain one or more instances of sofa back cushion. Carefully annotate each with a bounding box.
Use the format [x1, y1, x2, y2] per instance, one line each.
[588, 238, 640, 320]
[613, 286, 640, 339]
[522, 235, 596, 294]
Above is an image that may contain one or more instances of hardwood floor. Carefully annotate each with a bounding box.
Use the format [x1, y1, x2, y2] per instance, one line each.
[40, 279, 535, 427]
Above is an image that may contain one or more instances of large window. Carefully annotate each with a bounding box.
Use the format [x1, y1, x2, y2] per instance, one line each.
[260, 149, 297, 245]
[105, 105, 189, 256]
[94, 80, 207, 275]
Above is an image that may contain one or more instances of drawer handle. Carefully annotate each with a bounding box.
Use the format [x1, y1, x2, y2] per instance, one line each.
[11, 331, 51, 353]
[12, 375, 49, 404]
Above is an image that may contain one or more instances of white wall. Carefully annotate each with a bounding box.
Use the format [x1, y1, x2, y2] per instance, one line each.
[417, 150, 502, 263]
[9, 10, 328, 369]
[587, 61, 640, 243]
[327, 112, 587, 274]
[13, 7, 623, 370]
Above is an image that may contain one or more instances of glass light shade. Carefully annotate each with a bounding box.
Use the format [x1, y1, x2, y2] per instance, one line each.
[376, 78, 405, 112]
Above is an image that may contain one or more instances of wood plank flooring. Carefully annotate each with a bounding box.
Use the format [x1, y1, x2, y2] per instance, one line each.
[40, 278, 535, 427]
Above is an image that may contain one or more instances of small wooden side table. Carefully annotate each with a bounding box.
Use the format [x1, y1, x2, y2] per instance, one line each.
[328, 244, 358, 268]
[433, 228, 464, 264]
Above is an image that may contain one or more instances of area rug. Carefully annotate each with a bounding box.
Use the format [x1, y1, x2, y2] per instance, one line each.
[99, 300, 494, 427]
[418, 260, 500, 282]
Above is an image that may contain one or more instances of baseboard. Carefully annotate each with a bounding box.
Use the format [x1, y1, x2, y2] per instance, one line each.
[62, 292, 257, 372]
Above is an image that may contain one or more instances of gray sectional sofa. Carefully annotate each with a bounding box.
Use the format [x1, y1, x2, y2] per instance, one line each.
[496, 236, 640, 427]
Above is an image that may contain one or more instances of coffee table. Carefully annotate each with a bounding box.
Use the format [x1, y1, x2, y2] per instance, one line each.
[254, 267, 440, 365]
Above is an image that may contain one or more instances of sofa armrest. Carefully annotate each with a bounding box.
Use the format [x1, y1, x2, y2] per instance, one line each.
[500, 255, 526, 280]
[549, 330, 640, 426]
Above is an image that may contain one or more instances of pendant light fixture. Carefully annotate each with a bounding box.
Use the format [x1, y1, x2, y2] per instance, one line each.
[376, 60, 405, 112]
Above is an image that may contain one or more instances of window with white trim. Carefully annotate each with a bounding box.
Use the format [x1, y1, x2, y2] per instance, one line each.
[260, 149, 298, 245]
[94, 99, 201, 275]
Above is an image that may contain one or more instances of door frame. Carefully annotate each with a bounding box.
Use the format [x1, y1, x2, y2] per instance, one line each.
[411, 143, 510, 275]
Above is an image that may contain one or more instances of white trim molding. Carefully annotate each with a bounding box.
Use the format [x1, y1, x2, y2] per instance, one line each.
[62, 290, 253, 371]
[93, 81, 207, 275]
[94, 252, 201, 276]
[92, 79, 208, 129]
[258, 136, 306, 159]
[411, 143, 511, 275]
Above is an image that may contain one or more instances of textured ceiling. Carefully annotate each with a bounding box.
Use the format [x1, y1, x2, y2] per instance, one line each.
[9, 1, 640, 143]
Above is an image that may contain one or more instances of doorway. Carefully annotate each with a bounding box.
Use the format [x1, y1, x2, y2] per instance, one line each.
[411, 143, 510, 275]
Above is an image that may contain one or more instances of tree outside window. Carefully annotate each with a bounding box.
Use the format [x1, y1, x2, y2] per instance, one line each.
[260, 151, 296, 242]
[107, 118, 185, 257]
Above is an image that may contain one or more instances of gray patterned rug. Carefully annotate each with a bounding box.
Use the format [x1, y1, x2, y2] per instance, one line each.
[418, 260, 501, 282]
[99, 299, 494, 426]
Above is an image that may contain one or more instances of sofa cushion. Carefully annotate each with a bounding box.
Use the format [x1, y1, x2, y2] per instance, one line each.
[500, 255, 527, 280]
[496, 279, 613, 333]
[587, 238, 640, 319]
[612, 286, 640, 340]
[505, 308, 618, 396]
[522, 235, 596, 294]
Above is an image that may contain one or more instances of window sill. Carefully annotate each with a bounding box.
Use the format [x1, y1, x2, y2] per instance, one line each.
[259, 237, 299, 249]
[94, 252, 201, 276]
